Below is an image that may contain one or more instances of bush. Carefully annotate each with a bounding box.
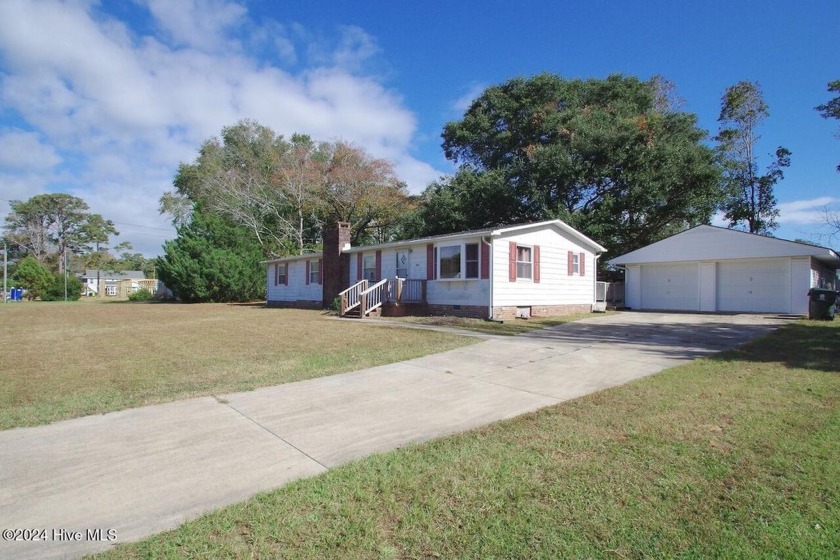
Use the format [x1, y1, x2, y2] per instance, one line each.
[11, 256, 52, 300]
[128, 288, 154, 302]
[41, 274, 82, 301]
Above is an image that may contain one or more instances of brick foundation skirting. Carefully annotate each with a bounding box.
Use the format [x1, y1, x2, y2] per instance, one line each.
[372, 302, 594, 320]
[492, 303, 592, 321]
[425, 304, 488, 319]
[266, 299, 322, 310]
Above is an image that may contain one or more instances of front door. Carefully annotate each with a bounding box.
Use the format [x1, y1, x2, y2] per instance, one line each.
[396, 250, 410, 279]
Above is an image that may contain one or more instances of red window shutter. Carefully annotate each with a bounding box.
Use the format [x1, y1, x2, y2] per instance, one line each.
[509, 242, 517, 282]
[305, 260, 310, 285]
[426, 244, 434, 279]
[318, 259, 323, 285]
[375, 250, 382, 281]
[567, 251, 574, 276]
[534, 245, 541, 283]
[579, 253, 585, 276]
[284, 263, 289, 286]
[480, 242, 490, 279]
[356, 253, 363, 281]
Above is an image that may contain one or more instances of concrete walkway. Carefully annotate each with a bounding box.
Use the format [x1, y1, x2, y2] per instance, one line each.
[0, 312, 789, 559]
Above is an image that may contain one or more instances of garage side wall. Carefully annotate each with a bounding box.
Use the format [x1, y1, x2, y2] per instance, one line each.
[810, 258, 838, 290]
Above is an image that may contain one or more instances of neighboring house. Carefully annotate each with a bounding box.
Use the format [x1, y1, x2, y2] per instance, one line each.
[608, 225, 840, 315]
[265, 220, 607, 319]
[78, 270, 162, 298]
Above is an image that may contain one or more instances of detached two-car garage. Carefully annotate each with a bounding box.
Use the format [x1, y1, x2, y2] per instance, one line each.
[610, 226, 840, 315]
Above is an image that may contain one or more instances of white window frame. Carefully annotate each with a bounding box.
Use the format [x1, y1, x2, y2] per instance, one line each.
[437, 242, 480, 280]
[309, 260, 320, 285]
[516, 245, 533, 280]
[362, 254, 377, 282]
[106, 285, 118, 296]
[572, 253, 580, 275]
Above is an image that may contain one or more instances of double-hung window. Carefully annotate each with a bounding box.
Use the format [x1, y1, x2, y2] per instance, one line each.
[437, 242, 480, 280]
[363, 255, 377, 282]
[309, 260, 320, 284]
[275, 263, 287, 286]
[516, 246, 532, 279]
[572, 253, 580, 275]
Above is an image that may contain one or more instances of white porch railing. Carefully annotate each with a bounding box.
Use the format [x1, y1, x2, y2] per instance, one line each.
[340, 278, 428, 318]
[338, 279, 367, 316]
[394, 278, 426, 304]
[359, 278, 389, 316]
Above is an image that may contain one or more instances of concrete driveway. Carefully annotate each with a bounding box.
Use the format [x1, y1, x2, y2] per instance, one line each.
[0, 312, 789, 559]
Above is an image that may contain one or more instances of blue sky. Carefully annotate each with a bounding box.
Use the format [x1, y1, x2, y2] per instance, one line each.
[0, 0, 838, 255]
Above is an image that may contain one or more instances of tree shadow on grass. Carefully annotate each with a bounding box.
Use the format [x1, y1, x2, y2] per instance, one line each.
[710, 321, 839, 373]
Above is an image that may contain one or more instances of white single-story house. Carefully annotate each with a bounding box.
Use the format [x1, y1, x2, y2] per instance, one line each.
[264, 220, 607, 319]
[608, 225, 840, 315]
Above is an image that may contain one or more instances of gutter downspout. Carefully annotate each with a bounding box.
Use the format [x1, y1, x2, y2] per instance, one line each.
[593, 252, 601, 311]
[482, 236, 493, 320]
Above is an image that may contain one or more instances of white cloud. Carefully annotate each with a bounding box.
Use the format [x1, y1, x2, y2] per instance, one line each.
[0, 129, 62, 171]
[452, 82, 487, 114]
[143, 0, 247, 52]
[332, 26, 381, 72]
[778, 197, 839, 225]
[0, 0, 441, 255]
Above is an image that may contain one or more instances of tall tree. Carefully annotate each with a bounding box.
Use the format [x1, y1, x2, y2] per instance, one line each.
[815, 79, 840, 172]
[4, 194, 94, 273]
[429, 73, 722, 257]
[156, 206, 265, 303]
[160, 120, 411, 256]
[716, 81, 791, 234]
[162, 120, 299, 255]
[78, 214, 119, 298]
[313, 140, 411, 245]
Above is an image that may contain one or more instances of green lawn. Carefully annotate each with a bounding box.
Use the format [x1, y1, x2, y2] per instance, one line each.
[0, 302, 476, 429]
[92, 319, 840, 559]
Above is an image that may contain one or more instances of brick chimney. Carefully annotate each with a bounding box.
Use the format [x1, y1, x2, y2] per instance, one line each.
[322, 222, 351, 307]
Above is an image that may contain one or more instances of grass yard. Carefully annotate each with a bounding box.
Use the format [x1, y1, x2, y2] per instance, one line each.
[381, 311, 611, 336]
[92, 319, 840, 559]
[0, 302, 476, 430]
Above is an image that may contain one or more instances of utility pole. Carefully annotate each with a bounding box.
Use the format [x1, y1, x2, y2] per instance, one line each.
[2, 242, 6, 304]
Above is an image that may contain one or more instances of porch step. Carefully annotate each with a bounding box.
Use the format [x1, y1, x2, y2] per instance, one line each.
[342, 307, 362, 318]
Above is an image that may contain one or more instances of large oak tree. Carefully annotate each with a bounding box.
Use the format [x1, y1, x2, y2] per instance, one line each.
[414, 73, 722, 257]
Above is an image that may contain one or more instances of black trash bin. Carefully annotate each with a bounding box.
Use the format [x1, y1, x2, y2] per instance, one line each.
[808, 288, 838, 320]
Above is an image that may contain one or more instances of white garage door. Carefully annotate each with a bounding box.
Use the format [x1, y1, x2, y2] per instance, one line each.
[640, 263, 699, 311]
[716, 259, 790, 313]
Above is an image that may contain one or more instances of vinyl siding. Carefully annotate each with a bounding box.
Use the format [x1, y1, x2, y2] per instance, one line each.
[492, 228, 595, 306]
[266, 260, 321, 303]
[348, 247, 428, 282]
[810, 258, 838, 290]
[611, 225, 836, 265]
